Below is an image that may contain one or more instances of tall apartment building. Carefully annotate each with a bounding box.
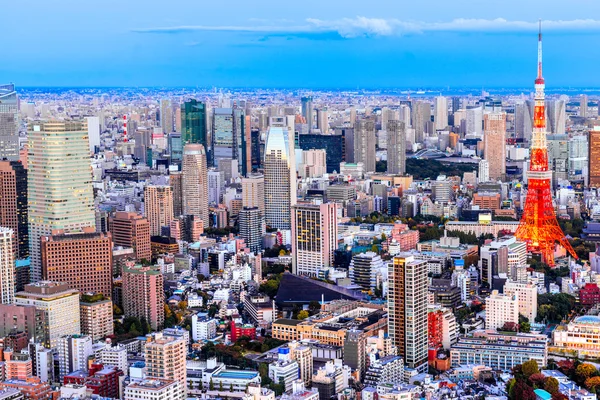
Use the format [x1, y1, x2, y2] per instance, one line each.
[144, 185, 174, 236]
[57, 334, 93, 379]
[478, 159, 490, 183]
[264, 118, 296, 230]
[580, 94, 589, 118]
[109, 212, 151, 262]
[485, 290, 519, 330]
[241, 173, 265, 220]
[386, 120, 406, 175]
[15, 282, 80, 349]
[387, 254, 428, 373]
[41, 228, 113, 298]
[434, 96, 448, 130]
[483, 113, 507, 181]
[349, 251, 383, 292]
[145, 333, 187, 388]
[0, 228, 15, 304]
[182, 144, 209, 227]
[411, 101, 431, 144]
[0, 84, 19, 161]
[0, 160, 27, 258]
[0, 304, 46, 343]
[238, 207, 263, 254]
[590, 127, 600, 188]
[80, 296, 114, 341]
[291, 203, 337, 277]
[503, 280, 537, 322]
[169, 172, 183, 217]
[354, 119, 376, 173]
[287, 341, 313, 386]
[122, 264, 165, 330]
[28, 121, 96, 282]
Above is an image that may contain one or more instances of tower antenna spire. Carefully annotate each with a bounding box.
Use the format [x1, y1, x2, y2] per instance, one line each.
[537, 19, 543, 79]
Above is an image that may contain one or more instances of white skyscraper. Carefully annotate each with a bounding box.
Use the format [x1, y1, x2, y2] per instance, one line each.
[434, 96, 448, 130]
[0, 84, 19, 161]
[0, 228, 15, 304]
[28, 121, 96, 282]
[86, 116, 100, 152]
[466, 106, 483, 136]
[182, 144, 209, 228]
[264, 117, 296, 230]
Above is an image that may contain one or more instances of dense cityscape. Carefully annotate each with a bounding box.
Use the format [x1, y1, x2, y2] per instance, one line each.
[3, 18, 600, 400]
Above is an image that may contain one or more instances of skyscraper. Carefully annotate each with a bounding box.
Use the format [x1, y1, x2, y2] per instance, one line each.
[144, 333, 187, 390]
[291, 202, 338, 277]
[546, 99, 566, 134]
[386, 120, 406, 175]
[0, 84, 19, 161]
[109, 212, 152, 262]
[264, 118, 296, 230]
[181, 99, 208, 149]
[388, 254, 428, 373]
[212, 107, 248, 175]
[241, 174, 265, 214]
[0, 160, 28, 258]
[160, 99, 173, 134]
[182, 144, 209, 228]
[28, 121, 96, 282]
[170, 172, 183, 217]
[354, 119, 376, 173]
[238, 207, 263, 254]
[589, 127, 600, 188]
[122, 264, 165, 330]
[411, 101, 431, 144]
[0, 228, 15, 304]
[144, 185, 174, 236]
[466, 106, 483, 136]
[483, 112, 507, 181]
[301, 96, 314, 131]
[580, 94, 588, 118]
[434, 96, 448, 131]
[316, 107, 329, 133]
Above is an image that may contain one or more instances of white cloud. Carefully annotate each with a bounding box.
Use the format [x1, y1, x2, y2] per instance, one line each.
[132, 17, 600, 37]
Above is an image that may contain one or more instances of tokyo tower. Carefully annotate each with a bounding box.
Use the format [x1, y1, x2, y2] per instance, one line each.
[515, 21, 578, 266]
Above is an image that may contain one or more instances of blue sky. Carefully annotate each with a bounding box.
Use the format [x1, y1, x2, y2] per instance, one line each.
[3, 0, 600, 88]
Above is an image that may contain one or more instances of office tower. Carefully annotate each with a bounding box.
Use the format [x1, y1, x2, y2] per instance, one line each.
[478, 159, 490, 183]
[580, 94, 588, 118]
[251, 128, 262, 170]
[546, 99, 566, 134]
[503, 281, 537, 322]
[386, 120, 406, 175]
[160, 99, 173, 134]
[485, 290, 518, 330]
[291, 202, 337, 277]
[434, 96, 448, 130]
[451, 97, 461, 113]
[0, 228, 15, 304]
[86, 116, 100, 153]
[170, 172, 183, 217]
[0, 160, 27, 258]
[124, 379, 183, 400]
[298, 149, 326, 178]
[349, 251, 382, 291]
[58, 334, 93, 379]
[207, 169, 223, 205]
[516, 25, 577, 266]
[15, 282, 80, 349]
[242, 173, 265, 213]
[355, 119, 376, 173]
[316, 107, 329, 133]
[264, 117, 296, 230]
[41, 229, 112, 298]
[168, 133, 183, 164]
[0, 304, 46, 344]
[171, 215, 203, 243]
[239, 207, 263, 254]
[122, 264, 165, 330]
[590, 128, 600, 187]
[0, 84, 19, 161]
[212, 107, 248, 175]
[144, 185, 174, 236]
[182, 144, 209, 228]
[109, 212, 151, 262]
[80, 296, 113, 341]
[411, 101, 431, 144]
[28, 121, 96, 282]
[388, 255, 428, 372]
[299, 131, 346, 173]
[466, 106, 483, 136]
[145, 332, 187, 387]
[181, 99, 207, 143]
[301, 96, 314, 131]
[515, 101, 534, 142]
[483, 112, 507, 181]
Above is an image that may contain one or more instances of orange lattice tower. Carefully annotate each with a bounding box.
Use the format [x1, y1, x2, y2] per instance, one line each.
[515, 21, 577, 266]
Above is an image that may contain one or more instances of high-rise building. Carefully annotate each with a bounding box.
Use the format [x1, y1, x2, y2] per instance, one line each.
[0, 84, 19, 161]
[515, 101, 533, 142]
[298, 132, 346, 173]
[168, 133, 183, 164]
[590, 127, 600, 188]
[301, 96, 314, 131]
[411, 101, 431, 144]
[580, 94, 588, 118]
[386, 120, 406, 175]
[80, 296, 113, 341]
[546, 99, 566, 135]
[354, 119, 376, 173]
[0, 160, 28, 259]
[503, 280, 537, 322]
[212, 107, 249, 175]
[434, 96, 448, 130]
[57, 334, 93, 379]
[238, 207, 263, 254]
[485, 290, 519, 330]
[478, 159, 490, 183]
[291, 203, 338, 277]
[122, 264, 165, 330]
[41, 229, 113, 298]
[182, 144, 209, 228]
[316, 107, 328, 133]
[169, 172, 183, 217]
[109, 212, 152, 262]
[241, 174, 265, 214]
[264, 117, 296, 230]
[181, 99, 207, 148]
[349, 251, 382, 291]
[466, 106, 483, 136]
[144, 333, 187, 388]
[15, 282, 80, 349]
[483, 112, 507, 181]
[144, 185, 174, 236]
[0, 228, 15, 304]
[160, 99, 173, 134]
[28, 121, 96, 282]
[388, 255, 428, 373]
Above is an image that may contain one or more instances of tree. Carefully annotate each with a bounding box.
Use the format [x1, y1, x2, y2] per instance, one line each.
[528, 373, 546, 388]
[522, 360, 540, 379]
[501, 322, 518, 332]
[219, 381, 224, 391]
[230, 383, 234, 392]
[544, 377, 559, 394]
[576, 363, 597, 382]
[586, 376, 600, 391]
[209, 378, 214, 391]
[297, 310, 309, 320]
[513, 380, 536, 400]
[308, 300, 321, 314]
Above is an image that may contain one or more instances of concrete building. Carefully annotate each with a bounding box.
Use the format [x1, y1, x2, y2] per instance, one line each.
[434, 96, 448, 130]
[0, 84, 19, 161]
[354, 119, 376, 173]
[0, 377, 53, 400]
[124, 379, 184, 400]
[41, 229, 113, 298]
[269, 348, 300, 393]
[239, 207, 263, 254]
[122, 264, 165, 330]
[288, 341, 313, 387]
[28, 121, 96, 282]
[58, 334, 93, 379]
[182, 144, 209, 227]
[483, 112, 507, 181]
[298, 149, 326, 179]
[0, 305, 45, 344]
[191, 315, 217, 341]
[145, 333, 187, 388]
[0, 228, 15, 304]
[242, 174, 265, 214]
[80, 296, 114, 341]
[411, 101, 431, 144]
[386, 120, 406, 175]
[145, 185, 174, 236]
[364, 355, 404, 386]
[388, 255, 428, 373]
[99, 342, 129, 375]
[15, 282, 80, 349]
[0, 160, 28, 259]
[503, 280, 538, 322]
[109, 212, 151, 262]
[485, 290, 519, 330]
[590, 127, 600, 188]
[349, 251, 382, 292]
[291, 202, 337, 277]
[553, 315, 600, 358]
